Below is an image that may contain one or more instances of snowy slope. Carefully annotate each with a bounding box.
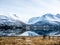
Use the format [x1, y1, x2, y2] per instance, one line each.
[2, 31, 39, 36]
[28, 17, 40, 24]
[18, 31, 39, 36]
[48, 31, 60, 36]
[0, 15, 25, 26]
[28, 14, 60, 25]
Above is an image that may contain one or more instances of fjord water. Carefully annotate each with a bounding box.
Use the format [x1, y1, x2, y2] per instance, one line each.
[0, 28, 59, 36]
[0, 29, 26, 36]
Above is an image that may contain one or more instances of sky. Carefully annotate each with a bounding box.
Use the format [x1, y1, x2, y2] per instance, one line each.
[0, 0, 60, 23]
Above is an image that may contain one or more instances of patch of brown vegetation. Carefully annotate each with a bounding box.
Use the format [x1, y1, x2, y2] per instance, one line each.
[0, 36, 60, 45]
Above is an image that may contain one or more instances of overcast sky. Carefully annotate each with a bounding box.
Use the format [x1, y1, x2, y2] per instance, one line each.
[0, 0, 60, 22]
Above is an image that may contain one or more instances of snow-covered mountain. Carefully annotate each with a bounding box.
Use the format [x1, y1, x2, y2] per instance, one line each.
[28, 14, 60, 25]
[0, 15, 26, 27]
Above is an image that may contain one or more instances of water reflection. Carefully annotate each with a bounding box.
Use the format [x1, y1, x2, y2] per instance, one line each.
[0, 29, 26, 36]
[0, 29, 59, 36]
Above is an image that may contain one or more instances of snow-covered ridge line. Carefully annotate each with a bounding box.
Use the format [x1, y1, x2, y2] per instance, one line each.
[28, 13, 60, 24]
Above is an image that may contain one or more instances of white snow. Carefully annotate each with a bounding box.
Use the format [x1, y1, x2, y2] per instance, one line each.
[28, 14, 60, 24]
[49, 31, 59, 36]
[17, 31, 39, 36]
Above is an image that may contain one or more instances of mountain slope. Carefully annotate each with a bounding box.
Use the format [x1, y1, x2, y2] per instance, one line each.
[0, 15, 26, 36]
[19, 31, 39, 36]
[0, 15, 26, 26]
[28, 14, 60, 25]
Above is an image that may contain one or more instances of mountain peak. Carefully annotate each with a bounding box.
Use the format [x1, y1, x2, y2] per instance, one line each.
[28, 13, 60, 24]
[56, 14, 60, 18]
[42, 13, 54, 18]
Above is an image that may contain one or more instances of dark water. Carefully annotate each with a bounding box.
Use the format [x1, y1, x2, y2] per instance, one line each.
[0, 29, 26, 36]
[30, 30, 59, 35]
[0, 28, 59, 36]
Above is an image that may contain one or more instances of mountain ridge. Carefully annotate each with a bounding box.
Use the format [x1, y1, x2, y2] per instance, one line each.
[0, 13, 60, 36]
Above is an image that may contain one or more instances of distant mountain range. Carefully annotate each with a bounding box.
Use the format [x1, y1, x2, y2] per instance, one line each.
[0, 15, 26, 27]
[28, 14, 60, 25]
[0, 13, 60, 36]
